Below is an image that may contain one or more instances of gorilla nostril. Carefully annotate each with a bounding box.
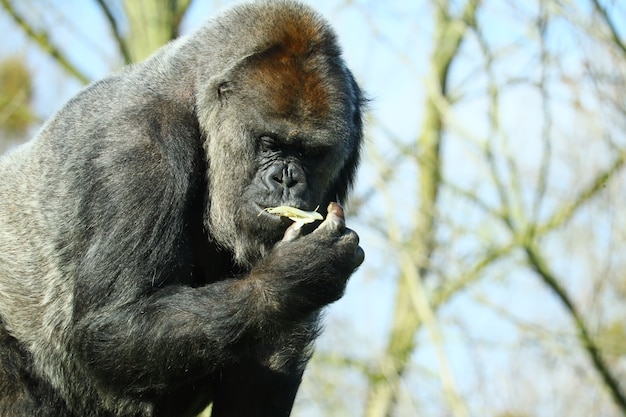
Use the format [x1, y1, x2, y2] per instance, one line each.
[269, 166, 299, 187]
[265, 162, 305, 191]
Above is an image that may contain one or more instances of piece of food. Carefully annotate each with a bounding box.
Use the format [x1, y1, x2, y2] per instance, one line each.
[262, 205, 323, 225]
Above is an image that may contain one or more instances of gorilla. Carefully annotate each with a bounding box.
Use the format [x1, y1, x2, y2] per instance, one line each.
[0, 1, 365, 416]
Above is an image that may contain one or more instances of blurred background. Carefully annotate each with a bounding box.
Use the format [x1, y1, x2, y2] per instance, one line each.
[1, 0, 626, 416]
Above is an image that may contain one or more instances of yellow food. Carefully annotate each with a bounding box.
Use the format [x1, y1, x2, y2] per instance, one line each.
[262, 206, 323, 225]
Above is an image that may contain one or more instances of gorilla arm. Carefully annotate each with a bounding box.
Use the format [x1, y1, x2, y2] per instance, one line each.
[210, 203, 363, 417]
[70, 184, 362, 407]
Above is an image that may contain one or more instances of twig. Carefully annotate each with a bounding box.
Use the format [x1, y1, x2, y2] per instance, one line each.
[591, 0, 626, 57]
[523, 241, 626, 414]
[532, 1, 553, 223]
[401, 251, 469, 417]
[94, 0, 132, 64]
[0, 0, 89, 84]
[537, 151, 625, 235]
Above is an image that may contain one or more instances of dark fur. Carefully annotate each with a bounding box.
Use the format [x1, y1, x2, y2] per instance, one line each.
[0, 1, 364, 416]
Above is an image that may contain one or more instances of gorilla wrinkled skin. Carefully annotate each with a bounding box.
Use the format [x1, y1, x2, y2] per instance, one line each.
[0, 1, 365, 416]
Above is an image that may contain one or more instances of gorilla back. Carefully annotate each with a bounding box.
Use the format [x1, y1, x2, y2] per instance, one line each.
[0, 1, 365, 416]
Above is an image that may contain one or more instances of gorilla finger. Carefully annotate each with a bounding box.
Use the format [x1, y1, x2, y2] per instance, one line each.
[327, 202, 344, 219]
[339, 228, 360, 246]
[333, 229, 360, 255]
[352, 246, 365, 269]
[281, 221, 304, 243]
[316, 202, 346, 235]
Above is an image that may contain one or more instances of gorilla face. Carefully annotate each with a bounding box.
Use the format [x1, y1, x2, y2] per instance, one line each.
[201, 31, 363, 267]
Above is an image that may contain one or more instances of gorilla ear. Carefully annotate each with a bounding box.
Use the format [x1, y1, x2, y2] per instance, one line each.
[205, 56, 248, 105]
[216, 81, 232, 102]
[207, 52, 261, 104]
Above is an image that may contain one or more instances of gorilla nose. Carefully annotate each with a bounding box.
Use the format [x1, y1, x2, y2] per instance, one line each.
[266, 162, 306, 192]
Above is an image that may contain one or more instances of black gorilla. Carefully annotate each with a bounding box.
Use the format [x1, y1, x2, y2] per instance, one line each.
[0, 1, 364, 416]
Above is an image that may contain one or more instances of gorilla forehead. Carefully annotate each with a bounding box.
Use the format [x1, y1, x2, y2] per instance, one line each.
[241, 4, 340, 121]
[196, 0, 347, 121]
[220, 0, 339, 54]
[247, 45, 332, 121]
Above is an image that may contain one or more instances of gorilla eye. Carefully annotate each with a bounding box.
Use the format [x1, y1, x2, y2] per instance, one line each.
[259, 136, 278, 152]
[300, 145, 327, 160]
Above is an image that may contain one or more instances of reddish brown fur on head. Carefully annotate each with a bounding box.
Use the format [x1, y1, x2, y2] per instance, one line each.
[245, 8, 336, 121]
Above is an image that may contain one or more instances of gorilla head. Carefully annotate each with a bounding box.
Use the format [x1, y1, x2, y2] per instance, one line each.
[0, 1, 365, 416]
[194, 2, 364, 266]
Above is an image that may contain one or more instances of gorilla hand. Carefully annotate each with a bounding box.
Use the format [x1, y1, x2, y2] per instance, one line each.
[254, 202, 364, 319]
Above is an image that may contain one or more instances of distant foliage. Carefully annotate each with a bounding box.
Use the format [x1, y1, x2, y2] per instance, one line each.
[0, 57, 34, 135]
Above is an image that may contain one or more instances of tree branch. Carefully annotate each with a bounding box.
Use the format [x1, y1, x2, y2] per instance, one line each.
[523, 241, 626, 414]
[591, 0, 626, 57]
[94, 0, 132, 64]
[0, 0, 90, 84]
[363, 2, 481, 417]
[172, 0, 193, 38]
[532, 1, 553, 222]
[537, 150, 625, 235]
